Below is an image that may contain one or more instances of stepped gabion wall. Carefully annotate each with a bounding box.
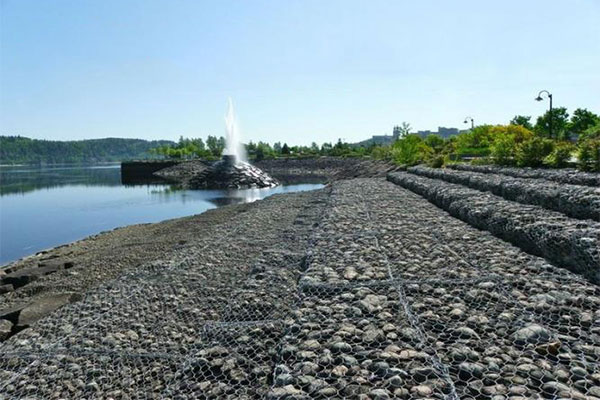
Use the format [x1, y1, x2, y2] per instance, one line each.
[388, 172, 600, 284]
[2, 179, 600, 399]
[448, 164, 600, 187]
[408, 166, 600, 221]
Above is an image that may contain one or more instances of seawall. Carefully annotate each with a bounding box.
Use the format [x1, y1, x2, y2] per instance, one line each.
[120, 160, 180, 184]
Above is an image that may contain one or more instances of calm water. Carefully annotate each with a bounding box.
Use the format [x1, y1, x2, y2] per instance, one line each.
[0, 164, 323, 265]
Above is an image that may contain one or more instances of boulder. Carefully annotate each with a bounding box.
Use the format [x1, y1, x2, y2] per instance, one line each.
[2, 263, 66, 288]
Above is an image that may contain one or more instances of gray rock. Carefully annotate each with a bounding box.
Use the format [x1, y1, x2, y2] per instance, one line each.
[267, 385, 308, 399]
[0, 318, 13, 340]
[0, 284, 14, 294]
[513, 324, 552, 344]
[331, 341, 352, 353]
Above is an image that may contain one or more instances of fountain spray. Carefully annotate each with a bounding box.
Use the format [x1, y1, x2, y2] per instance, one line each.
[223, 98, 247, 164]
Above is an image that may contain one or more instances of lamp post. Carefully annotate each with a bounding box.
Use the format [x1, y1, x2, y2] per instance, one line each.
[464, 116, 474, 130]
[535, 90, 553, 138]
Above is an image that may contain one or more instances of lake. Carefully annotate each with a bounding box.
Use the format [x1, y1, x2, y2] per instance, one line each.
[0, 164, 323, 265]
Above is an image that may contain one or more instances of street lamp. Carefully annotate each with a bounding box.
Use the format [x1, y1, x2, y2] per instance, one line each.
[535, 90, 553, 137]
[464, 116, 474, 129]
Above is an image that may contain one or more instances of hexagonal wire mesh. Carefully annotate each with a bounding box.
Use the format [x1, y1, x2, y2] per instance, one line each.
[2, 179, 599, 399]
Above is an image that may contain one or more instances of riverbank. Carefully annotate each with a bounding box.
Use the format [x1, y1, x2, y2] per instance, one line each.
[1, 177, 599, 398]
[0, 200, 254, 339]
[1, 158, 399, 335]
[124, 156, 403, 185]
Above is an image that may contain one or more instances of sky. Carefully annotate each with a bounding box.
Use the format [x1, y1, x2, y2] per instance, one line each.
[1, 0, 599, 145]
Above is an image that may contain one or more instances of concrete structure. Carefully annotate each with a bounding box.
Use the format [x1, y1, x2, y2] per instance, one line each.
[356, 125, 463, 147]
[417, 127, 461, 139]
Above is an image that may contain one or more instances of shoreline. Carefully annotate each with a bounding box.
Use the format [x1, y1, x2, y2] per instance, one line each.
[2, 177, 599, 398]
[0, 195, 276, 340]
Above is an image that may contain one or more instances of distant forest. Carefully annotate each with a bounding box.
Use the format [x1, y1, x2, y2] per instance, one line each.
[0, 136, 176, 164]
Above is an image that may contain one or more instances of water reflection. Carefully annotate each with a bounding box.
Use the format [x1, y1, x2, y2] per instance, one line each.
[0, 164, 323, 264]
[0, 164, 123, 195]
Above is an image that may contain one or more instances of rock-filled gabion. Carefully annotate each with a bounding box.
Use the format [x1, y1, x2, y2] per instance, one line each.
[2, 178, 600, 399]
[0, 189, 326, 399]
[388, 172, 600, 284]
[408, 165, 600, 221]
[448, 163, 600, 187]
[187, 155, 279, 189]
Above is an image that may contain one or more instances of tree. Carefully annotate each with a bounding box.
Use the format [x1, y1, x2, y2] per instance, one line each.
[535, 107, 569, 140]
[577, 139, 600, 171]
[455, 125, 494, 156]
[245, 141, 257, 158]
[544, 142, 575, 168]
[489, 125, 534, 166]
[424, 134, 444, 152]
[391, 134, 431, 165]
[331, 139, 351, 157]
[516, 137, 555, 167]
[310, 142, 319, 153]
[491, 134, 515, 165]
[281, 143, 290, 155]
[254, 142, 275, 160]
[510, 115, 533, 130]
[579, 121, 600, 142]
[397, 122, 412, 138]
[217, 137, 226, 153]
[254, 146, 265, 161]
[568, 108, 599, 136]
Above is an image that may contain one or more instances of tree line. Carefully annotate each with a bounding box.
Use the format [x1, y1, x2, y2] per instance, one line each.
[377, 107, 599, 171]
[151, 136, 372, 161]
[3, 106, 598, 171]
[0, 136, 176, 164]
[153, 106, 599, 171]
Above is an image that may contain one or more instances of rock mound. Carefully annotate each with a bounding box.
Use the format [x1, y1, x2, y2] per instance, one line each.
[154, 160, 208, 182]
[188, 155, 279, 189]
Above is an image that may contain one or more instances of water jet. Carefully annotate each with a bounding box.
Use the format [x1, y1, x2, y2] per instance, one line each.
[188, 99, 279, 189]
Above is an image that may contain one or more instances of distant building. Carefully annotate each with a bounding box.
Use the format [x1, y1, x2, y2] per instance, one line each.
[416, 130, 434, 137]
[438, 127, 459, 138]
[417, 127, 460, 139]
[370, 135, 395, 145]
[353, 126, 399, 147]
[355, 125, 462, 147]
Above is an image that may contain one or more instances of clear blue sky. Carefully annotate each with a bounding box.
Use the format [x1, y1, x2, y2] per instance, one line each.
[1, 0, 599, 145]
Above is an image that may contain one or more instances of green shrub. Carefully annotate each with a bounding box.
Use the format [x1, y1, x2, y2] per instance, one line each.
[391, 134, 432, 166]
[424, 134, 445, 152]
[489, 124, 535, 166]
[455, 125, 494, 150]
[579, 121, 600, 142]
[490, 134, 516, 165]
[516, 137, 555, 167]
[544, 142, 575, 168]
[577, 139, 600, 172]
[371, 146, 392, 160]
[427, 155, 445, 168]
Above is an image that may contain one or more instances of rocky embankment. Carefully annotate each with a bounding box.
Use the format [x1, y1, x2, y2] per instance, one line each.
[187, 156, 279, 189]
[388, 170, 600, 284]
[0, 203, 257, 341]
[2, 178, 600, 399]
[408, 166, 600, 221]
[154, 157, 401, 186]
[448, 164, 600, 187]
